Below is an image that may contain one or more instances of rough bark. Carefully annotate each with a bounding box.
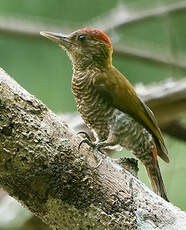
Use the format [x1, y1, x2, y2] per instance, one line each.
[0, 67, 186, 230]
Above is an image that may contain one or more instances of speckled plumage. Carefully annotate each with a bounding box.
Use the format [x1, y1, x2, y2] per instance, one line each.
[72, 69, 154, 162]
[72, 67, 168, 201]
[72, 69, 114, 141]
[41, 28, 169, 201]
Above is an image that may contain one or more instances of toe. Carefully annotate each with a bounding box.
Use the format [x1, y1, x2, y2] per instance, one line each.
[77, 131, 91, 141]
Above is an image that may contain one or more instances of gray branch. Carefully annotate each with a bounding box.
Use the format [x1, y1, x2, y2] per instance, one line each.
[0, 67, 186, 230]
[114, 46, 186, 72]
[1, 1, 186, 72]
[0, 15, 72, 37]
[135, 79, 186, 127]
[1, 1, 185, 37]
[92, 1, 186, 32]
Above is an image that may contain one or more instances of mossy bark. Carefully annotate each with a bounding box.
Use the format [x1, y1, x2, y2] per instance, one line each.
[0, 68, 185, 230]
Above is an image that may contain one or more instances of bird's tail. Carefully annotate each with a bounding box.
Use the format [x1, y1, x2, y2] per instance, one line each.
[144, 161, 169, 201]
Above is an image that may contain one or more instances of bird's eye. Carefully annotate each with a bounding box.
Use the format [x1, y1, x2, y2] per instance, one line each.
[78, 34, 86, 41]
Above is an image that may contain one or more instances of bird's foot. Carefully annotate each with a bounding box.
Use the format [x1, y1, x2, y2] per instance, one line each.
[77, 131, 106, 168]
[77, 131, 93, 149]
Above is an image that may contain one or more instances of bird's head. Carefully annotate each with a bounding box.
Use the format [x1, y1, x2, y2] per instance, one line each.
[40, 28, 113, 70]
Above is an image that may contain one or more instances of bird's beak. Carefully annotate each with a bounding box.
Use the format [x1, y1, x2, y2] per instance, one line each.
[40, 31, 72, 49]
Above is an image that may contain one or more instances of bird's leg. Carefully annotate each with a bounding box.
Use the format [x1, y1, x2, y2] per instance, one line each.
[77, 131, 108, 168]
[91, 141, 110, 168]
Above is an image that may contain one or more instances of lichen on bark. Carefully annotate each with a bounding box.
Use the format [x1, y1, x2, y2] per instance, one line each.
[0, 68, 186, 230]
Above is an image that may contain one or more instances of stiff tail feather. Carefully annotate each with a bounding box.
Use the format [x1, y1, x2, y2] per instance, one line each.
[145, 162, 169, 201]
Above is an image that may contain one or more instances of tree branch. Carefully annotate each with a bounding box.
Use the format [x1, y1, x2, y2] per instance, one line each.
[0, 16, 73, 38]
[1, 1, 186, 72]
[163, 120, 186, 141]
[114, 46, 186, 72]
[135, 79, 186, 127]
[92, 1, 186, 32]
[1, 2, 186, 38]
[0, 68, 185, 229]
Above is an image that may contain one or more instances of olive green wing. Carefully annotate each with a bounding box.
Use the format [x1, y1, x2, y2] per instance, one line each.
[93, 66, 169, 162]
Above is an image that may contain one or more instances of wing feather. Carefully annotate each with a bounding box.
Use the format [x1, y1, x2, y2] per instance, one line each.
[93, 66, 169, 162]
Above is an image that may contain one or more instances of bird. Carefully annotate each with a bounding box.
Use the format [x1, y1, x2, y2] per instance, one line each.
[40, 28, 169, 201]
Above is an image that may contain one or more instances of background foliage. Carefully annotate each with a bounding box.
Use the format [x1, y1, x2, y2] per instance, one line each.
[0, 0, 186, 228]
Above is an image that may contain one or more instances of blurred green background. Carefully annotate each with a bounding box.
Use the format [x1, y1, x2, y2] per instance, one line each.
[0, 0, 186, 228]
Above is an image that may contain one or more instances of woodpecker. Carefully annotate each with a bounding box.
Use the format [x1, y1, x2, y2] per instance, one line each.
[40, 28, 169, 201]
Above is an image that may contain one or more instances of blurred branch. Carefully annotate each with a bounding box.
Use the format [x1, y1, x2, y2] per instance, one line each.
[0, 191, 50, 230]
[92, 1, 186, 32]
[136, 79, 186, 127]
[0, 190, 6, 200]
[1, 2, 186, 71]
[161, 6, 178, 75]
[114, 46, 186, 71]
[0, 16, 72, 38]
[1, 68, 186, 229]
[20, 216, 50, 230]
[0, 1, 186, 37]
[92, 0, 186, 72]
[163, 120, 186, 141]
[1, 1, 186, 37]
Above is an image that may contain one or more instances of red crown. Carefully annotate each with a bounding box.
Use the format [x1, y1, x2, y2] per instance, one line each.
[79, 28, 112, 46]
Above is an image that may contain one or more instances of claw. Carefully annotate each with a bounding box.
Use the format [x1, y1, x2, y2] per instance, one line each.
[77, 131, 106, 168]
[77, 131, 94, 150]
[77, 131, 92, 142]
[95, 157, 103, 168]
[93, 148, 106, 168]
[78, 138, 94, 150]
